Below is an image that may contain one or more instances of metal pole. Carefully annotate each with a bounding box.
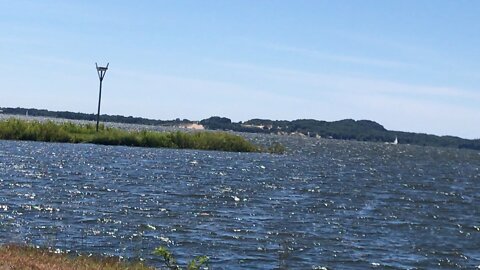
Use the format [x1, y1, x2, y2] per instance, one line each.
[95, 63, 108, 132]
[96, 79, 103, 132]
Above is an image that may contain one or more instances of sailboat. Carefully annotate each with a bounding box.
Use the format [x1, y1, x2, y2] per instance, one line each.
[385, 136, 398, 145]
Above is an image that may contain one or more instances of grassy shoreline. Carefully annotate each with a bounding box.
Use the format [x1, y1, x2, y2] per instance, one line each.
[0, 119, 282, 153]
[0, 244, 211, 270]
[0, 244, 154, 270]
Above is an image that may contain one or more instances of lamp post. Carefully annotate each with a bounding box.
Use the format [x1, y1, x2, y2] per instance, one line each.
[95, 62, 109, 132]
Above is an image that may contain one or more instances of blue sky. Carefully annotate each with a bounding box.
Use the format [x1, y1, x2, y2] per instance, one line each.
[0, 1, 479, 138]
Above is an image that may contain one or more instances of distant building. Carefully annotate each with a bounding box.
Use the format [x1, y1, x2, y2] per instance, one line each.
[177, 122, 205, 130]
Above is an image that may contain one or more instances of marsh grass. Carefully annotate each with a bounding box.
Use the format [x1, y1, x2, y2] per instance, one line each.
[0, 119, 263, 153]
[153, 246, 209, 270]
[0, 244, 153, 270]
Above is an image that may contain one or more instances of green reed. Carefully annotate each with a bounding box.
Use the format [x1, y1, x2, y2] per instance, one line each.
[0, 119, 267, 153]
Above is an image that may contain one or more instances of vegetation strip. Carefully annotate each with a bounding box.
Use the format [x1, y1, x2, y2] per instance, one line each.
[0, 244, 153, 270]
[0, 119, 282, 153]
[2, 107, 479, 150]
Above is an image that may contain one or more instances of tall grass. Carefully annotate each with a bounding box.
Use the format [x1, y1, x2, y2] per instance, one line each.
[0, 244, 153, 270]
[0, 119, 263, 153]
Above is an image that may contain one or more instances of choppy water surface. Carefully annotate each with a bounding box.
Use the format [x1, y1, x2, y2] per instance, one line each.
[0, 137, 479, 269]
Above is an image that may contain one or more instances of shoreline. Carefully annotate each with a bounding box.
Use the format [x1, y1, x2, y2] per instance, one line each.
[0, 244, 154, 270]
[0, 118, 284, 153]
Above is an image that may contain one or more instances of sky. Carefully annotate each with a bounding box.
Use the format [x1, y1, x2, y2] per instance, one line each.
[0, 1, 479, 139]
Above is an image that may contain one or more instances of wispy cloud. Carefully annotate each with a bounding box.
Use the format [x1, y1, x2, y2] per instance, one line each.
[261, 42, 411, 69]
[211, 60, 480, 103]
[325, 29, 438, 57]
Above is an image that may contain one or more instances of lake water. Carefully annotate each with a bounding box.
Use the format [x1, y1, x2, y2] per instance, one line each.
[0, 137, 479, 269]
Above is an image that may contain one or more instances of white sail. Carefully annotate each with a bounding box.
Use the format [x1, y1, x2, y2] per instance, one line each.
[393, 137, 398, 145]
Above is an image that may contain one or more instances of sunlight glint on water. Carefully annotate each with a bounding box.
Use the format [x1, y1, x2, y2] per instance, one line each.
[0, 138, 479, 269]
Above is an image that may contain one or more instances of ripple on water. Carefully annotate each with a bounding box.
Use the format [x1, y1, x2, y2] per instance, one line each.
[0, 139, 479, 269]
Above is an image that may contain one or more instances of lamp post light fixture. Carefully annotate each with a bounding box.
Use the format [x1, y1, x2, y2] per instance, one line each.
[95, 62, 109, 132]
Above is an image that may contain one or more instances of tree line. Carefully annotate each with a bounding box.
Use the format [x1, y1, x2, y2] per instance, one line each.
[0, 107, 192, 126]
[2, 107, 479, 151]
[201, 117, 480, 151]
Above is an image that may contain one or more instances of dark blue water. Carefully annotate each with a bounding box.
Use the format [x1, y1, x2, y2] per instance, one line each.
[0, 138, 479, 269]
